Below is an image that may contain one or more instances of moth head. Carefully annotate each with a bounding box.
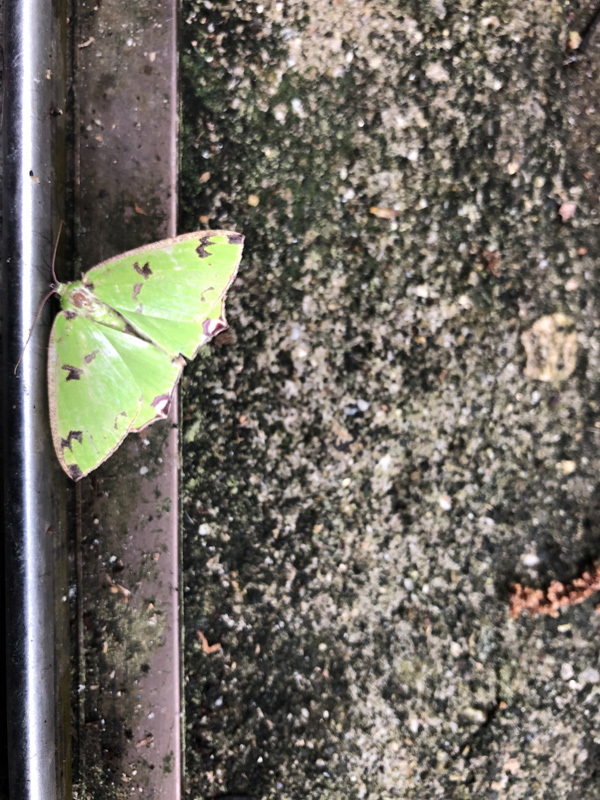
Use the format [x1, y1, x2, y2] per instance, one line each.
[53, 280, 71, 298]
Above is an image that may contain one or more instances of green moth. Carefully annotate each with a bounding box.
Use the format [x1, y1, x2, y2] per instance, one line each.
[48, 230, 243, 481]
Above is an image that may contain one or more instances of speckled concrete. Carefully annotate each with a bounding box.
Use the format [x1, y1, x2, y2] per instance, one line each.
[180, 1, 600, 797]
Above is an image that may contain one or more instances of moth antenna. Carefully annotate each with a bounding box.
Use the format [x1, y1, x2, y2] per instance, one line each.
[13, 287, 57, 375]
[14, 221, 64, 374]
[50, 219, 63, 286]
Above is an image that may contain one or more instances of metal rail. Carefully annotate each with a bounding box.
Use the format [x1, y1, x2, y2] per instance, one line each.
[73, 1, 181, 796]
[1, 0, 71, 798]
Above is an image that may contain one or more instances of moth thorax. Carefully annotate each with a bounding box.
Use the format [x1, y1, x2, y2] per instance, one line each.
[61, 282, 128, 332]
[62, 282, 98, 312]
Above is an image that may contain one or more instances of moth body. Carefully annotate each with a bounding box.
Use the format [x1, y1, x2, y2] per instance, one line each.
[57, 281, 131, 334]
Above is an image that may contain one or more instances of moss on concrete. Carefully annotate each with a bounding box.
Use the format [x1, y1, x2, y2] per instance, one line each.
[180, 1, 600, 797]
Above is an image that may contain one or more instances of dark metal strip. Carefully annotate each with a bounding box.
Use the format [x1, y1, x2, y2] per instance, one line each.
[1, 0, 70, 798]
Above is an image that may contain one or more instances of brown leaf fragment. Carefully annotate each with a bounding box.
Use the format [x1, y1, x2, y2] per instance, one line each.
[481, 250, 500, 276]
[135, 734, 155, 749]
[510, 566, 600, 618]
[369, 206, 397, 219]
[105, 573, 132, 603]
[331, 418, 354, 449]
[196, 630, 222, 654]
[133, 203, 148, 216]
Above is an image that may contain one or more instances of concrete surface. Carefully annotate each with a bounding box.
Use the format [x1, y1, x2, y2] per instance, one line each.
[179, 1, 600, 797]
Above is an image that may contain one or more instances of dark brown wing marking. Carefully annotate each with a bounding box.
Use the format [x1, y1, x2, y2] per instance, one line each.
[68, 464, 83, 481]
[113, 410, 129, 430]
[61, 430, 83, 451]
[84, 349, 99, 364]
[62, 364, 83, 381]
[195, 236, 212, 258]
[133, 261, 152, 279]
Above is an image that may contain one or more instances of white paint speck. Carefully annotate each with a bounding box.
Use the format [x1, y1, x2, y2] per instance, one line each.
[521, 552, 539, 568]
[560, 662, 574, 681]
[439, 494, 452, 511]
[579, 667, 600, 684]
[377, 454, 392, 472]
[425, 63, 450, 83]
[291, 97, 304, 116]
